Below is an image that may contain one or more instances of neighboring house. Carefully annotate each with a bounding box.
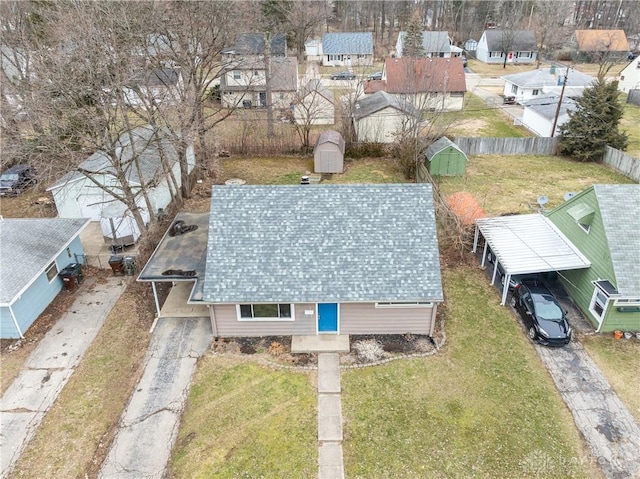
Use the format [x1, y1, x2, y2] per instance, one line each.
[424, 137, 468, 176]
[222, 33, 287, 60]
[502, 68, 595, 104]
[475, 30, 537, 64]
[313, 130, 344, 173]
[321, 32, 374, 67]
[521, 95, 577, 137]
[353, 91, 419, 143]
[382, 57, 466, 111]
[0, 218, 89, 338]
[617, 56, 640, 93]
[47, 126, 194, 245]
[201, 184, 444, 337]
[464, 39, 478, 52]
[220, 56, 299, 109]
[294, 79, 335, 125]
[545, 185, 640, 333]
[573, 30, 629, 61]
[395, 31, 452, 58]
[122, 68, 182, 107]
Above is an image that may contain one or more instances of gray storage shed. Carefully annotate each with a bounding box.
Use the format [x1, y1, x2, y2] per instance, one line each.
[424, 137, 468, 176]
[314, 130, 345, 174]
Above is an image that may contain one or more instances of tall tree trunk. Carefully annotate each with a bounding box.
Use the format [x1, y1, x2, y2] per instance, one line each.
[264, 32, 275, 138]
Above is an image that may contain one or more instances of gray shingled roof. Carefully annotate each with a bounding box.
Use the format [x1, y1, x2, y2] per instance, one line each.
[523, 95, 577, 120]
[594, 184, 640, 295]
[232, 33, 287, 56]
[353, 91, 418, 120]
[484, 30, 537, 51]
[322, 32, 373, 55]
[130, 68, 181, 87]
[502, 68, 595, 88]
[203, 184, 443, 303]
[424, 137, 466, 161]
[315, 130, 345, 153]
[47, 126, 178, 190]
[399, 31, 451, 54]
[0, 218, 89, 304]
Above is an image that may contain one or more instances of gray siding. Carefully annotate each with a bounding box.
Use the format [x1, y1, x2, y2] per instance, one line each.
[340, 303, 436, 335]
[210, 303, 317, 337]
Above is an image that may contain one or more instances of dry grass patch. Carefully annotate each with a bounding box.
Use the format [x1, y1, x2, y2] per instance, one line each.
[9, 282, 154, 479]
[620, 101, 640, 158]
[581, 336, 640, 423]
[438, 155, 635, 215]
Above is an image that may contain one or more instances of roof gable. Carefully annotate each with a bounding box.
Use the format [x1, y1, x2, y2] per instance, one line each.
[231, 33, 287, 56]
[322, 32, 373, 55]
[424, 137, 466, 159]
[575, 30, 629, 52]
[203, 184, 443, 303]
[353, 90, 418, 119]
[398, 31, 451, 53]
[384, 57, 466, 94]
[0, 218, 89, 304]
[315, 130, 344, 152]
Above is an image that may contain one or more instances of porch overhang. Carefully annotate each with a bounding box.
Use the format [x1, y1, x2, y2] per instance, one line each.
[473, 214, 591, 305]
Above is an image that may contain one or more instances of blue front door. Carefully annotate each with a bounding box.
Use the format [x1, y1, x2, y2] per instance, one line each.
[318, 303, 338, 333]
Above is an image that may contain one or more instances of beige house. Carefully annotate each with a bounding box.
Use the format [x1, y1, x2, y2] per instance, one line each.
[353, 91, 419, 143]
[294, 79, 335, 125]
[313, 130, 344, 173]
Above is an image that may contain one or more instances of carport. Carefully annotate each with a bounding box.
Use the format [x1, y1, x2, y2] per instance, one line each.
[137, 212, 210, 318]
[473, 214, 591, 305]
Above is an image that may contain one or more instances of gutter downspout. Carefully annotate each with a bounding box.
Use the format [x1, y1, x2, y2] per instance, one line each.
[8, 305, 24, 339]
[151, 281, 161, 318]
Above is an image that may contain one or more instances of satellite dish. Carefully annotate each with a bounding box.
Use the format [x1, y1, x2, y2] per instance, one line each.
[564, 192, 577, 201]
[537, 196, 548, 206]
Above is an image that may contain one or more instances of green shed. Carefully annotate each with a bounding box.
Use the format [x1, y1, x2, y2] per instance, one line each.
[424, 137, 468, 176]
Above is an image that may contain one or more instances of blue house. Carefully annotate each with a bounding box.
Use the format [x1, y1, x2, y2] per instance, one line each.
[0, 218, 89, 338]
[322, 32, 374, 67]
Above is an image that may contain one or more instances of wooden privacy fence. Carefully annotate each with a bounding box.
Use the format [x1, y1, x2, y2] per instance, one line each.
[602, 146, 640, 182]
[453, 137, 558, 156]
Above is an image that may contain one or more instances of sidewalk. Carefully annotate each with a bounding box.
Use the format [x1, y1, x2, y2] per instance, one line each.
[0, 276, 127, 479]
[317, 353, 345, 479]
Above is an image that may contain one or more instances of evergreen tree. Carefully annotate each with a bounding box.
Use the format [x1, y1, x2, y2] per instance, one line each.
[558, 77, 628, 162]
[403, 12, 425, 57]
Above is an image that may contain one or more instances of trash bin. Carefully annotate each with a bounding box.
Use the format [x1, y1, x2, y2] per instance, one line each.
[123, 256, 136, 276]
[59, 262, 83, 292]
[109, 255, 124, 275]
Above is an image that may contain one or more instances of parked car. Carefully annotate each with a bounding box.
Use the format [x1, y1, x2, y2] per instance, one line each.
[330, 70, 356, 81]
[461, 55, 468, 68]
[0, 164, 37, 196]
[503, 95, 516, 105]
[511, 278, 571, 346]
[367, 71, 383, 80]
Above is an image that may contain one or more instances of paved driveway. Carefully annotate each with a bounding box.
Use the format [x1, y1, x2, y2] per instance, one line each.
[99, 317, 212, 479]
[536, 342, 640, 479]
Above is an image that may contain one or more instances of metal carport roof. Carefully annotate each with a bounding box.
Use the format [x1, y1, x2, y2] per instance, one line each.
[473, 214, 591, 305]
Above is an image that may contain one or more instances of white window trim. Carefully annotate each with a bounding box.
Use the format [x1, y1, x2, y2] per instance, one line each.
[588, 285, 609, 327]
[235, 303, 295, 321]
[375, 302, 433, 308]
[45, 261, 58, 283]
[578, 222, 591, 233]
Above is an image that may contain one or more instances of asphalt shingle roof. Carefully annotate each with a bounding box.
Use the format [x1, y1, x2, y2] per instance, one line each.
[484, 30, 537, 52]
[424, 137, 466, 160]
[315, 130, 345, 152]
[353, 91, 418, 120]
[203, 184, 443, 303]
[594, 184, 640, 295]
[575, 30, 629, 52]
[322, 32, 373, 55]
[48, 126, 178, 190]
[502, 69, 595, 88]
[384, 57, 466, 94]
[0, 218, 89, 304]
[232, 33, 287, 56]
[523, 95, 577, 120]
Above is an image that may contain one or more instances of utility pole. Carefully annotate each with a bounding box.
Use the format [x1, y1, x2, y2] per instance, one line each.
[551, 67, 570, 137]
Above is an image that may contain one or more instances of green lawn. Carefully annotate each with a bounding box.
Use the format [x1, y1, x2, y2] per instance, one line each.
[581, 336, 640, 423]
[437, 154, 635, 215]
[341, 266, 600, 479]
[169, 357, 317, 478]
[621, 101, 640, 158]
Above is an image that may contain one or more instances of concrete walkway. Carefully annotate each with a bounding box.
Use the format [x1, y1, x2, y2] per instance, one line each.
[317, 353, 344, 479]
[536, 341, 640, 479]
[98, 316, 212, 479]
[0, 276, 127, 479]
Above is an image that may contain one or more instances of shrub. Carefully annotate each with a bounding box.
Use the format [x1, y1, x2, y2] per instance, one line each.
[268, 341, 286, 356]
[353, 339, 385, 362]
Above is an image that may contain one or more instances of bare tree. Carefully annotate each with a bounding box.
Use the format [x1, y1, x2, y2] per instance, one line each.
[290, 79, 334, 151]
[533, 1, 574, 60]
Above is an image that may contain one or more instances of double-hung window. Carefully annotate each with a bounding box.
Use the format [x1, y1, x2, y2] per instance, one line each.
[45, 262, 58, 282]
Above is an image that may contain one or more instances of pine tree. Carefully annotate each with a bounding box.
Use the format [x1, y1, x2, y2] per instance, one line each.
[403, 12, 425, 57]
[558, 77, 628, 162]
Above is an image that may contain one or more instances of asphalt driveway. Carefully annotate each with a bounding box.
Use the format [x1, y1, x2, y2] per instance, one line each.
[98, 316, 212, 479]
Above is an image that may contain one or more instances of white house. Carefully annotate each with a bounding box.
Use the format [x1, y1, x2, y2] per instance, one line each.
[123, 68, 183, 107]
[304, 38, 323, 61]
[617, 57, 640, 93]
[521, 95, 577, 137]
[476, 30, 537, 64]
[353, 91, 419, 143]
[47, 126, 194, 245]
[395, 31, 452, 58]
[502, 68, 595, 104]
